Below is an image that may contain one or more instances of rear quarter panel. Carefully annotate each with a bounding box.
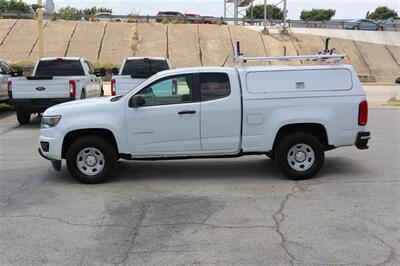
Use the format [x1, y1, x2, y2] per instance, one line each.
[238, 65, 367, 152]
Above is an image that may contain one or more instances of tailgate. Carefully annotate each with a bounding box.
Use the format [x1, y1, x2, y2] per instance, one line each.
[12, 77, 71, 99]
[115, 76, 146, 95]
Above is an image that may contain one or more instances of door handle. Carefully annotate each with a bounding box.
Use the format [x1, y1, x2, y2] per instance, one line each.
[178, 110, 196, 115]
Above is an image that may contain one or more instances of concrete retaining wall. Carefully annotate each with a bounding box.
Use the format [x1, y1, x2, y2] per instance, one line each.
[0, 19, 39, 63]
[98, 22, 133, 65]
[0, 19, 398, 83]
[198, 25, 233, 67]
[66, 21, 106, 62]
[28, 20, 77, 62]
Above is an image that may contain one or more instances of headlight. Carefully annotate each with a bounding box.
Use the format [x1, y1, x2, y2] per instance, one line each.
[41, 116, 62, 129]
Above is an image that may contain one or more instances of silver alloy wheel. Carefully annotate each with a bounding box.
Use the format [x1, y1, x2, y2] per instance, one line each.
[287, 143, 315, 172]
[76, 147, 105, 176]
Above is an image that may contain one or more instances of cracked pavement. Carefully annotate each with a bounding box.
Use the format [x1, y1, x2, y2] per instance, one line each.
[0, 109, 399, 265]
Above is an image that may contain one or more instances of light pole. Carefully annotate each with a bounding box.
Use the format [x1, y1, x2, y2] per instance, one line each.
[281, 0, 288, 34]
[262, 0, 269, 34]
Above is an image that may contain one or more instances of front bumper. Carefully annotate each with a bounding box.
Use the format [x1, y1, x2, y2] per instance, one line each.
[38, 148, 62, 171]
[356, 131, 371, 150]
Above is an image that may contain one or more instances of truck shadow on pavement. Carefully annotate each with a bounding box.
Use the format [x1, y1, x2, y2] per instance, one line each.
[49, 155, 369, 184]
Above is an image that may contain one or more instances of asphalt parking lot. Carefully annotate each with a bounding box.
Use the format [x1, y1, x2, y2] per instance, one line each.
[0, 108, 399, 265]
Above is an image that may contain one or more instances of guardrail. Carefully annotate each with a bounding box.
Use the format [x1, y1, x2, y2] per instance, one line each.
[0, 12, 398, 31]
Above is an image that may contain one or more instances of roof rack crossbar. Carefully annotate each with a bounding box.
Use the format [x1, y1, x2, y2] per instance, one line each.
[234, 54, 346, 64]
[233, 40, 346, 65]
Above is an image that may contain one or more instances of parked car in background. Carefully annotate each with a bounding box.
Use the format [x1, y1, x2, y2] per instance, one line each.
[93, 12, 123, 22]
[156, 11, 184, 22]
[111, 57, 171, 96]
[184, 13, 205, 24]
[0, 59, 20, 103]
[344, 19, 383, 31]
[203, 16, 218, 24]
[9, 57, 106, 125]
[184, 14, 216, 24]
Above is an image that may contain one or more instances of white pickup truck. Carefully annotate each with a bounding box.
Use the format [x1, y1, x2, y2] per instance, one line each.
[111, 57, 171, 96]
[38, 61, 370, 184]
[0, 59, 23, 103]
[9, 57, 106, 125]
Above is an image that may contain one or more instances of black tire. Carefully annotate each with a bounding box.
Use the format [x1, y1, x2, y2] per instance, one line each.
[100, 86, 104, 97]
[275, 132, 324, 180]
[377, 26, 383, 31]
[80, 90, 86, 99]
[66, 136, 116, 184]
[353, 26, 360, 30]
[17, 111, 31, 125]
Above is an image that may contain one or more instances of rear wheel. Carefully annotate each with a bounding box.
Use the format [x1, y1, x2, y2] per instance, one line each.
[16, 111, 31, 125]
[377, 26, 383, 31]
[275, 132, 324, 180]
[353, 25, 360, 30]
[80, 90, 86, 99]
[66, 136, 116, 184]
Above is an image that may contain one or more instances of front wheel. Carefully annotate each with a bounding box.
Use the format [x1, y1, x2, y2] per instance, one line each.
[17, 111, 31, 125]
[353, 25, 360, 30]
[66, 136, 116, 184]
[275, 132, 324, 180]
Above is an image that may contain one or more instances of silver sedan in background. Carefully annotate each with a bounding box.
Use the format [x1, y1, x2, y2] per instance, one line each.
[344, 19, 384, 31]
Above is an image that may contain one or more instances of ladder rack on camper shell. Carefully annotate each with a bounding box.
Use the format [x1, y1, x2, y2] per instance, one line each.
[233, 39, 347, 66]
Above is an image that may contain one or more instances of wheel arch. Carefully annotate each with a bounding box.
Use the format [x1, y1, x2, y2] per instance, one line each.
[272, 123, 331, 155]
[62, 128, 119, 159]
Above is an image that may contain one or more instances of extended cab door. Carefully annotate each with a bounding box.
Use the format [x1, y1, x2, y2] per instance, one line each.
[199, 71, 242, 152]
[126, 73, 202, 156]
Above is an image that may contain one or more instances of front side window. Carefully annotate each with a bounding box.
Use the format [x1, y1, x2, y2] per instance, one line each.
[136, 74, 193, 106]
[0, 62, 12, 74]
[200, 73, 231, 101]
[85, 61, 95, 74]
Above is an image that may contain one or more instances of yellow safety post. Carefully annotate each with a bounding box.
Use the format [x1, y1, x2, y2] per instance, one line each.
[37, 0, 45, 58]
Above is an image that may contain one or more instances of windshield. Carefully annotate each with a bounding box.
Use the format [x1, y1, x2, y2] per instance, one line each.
[122, 59, 170, 79]
[35, 60, 84, 76]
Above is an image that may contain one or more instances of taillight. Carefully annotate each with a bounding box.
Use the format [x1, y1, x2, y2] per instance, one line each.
[7, 80, 12, 98]
[111, 79, 116, 96]
[358, 100, 368, 126]
[69, 80, 76, 98]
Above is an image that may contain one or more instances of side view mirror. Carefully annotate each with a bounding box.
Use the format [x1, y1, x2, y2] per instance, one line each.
[11, 69, 23, 77]
[111, 67, 119, 75]
[95, 67, 107, 77]
[129, 95, 145, 108]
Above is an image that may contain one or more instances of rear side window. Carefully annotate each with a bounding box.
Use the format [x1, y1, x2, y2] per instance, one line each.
[122, 59, 170, 78]
[200, 73, 231, 101]
[35, 60, 85, 76]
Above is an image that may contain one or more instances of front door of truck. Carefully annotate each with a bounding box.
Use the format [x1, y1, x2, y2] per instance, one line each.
[126, 73, 202, 156]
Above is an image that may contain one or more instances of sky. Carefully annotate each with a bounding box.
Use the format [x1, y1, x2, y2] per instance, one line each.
[24, 0, 400, 19]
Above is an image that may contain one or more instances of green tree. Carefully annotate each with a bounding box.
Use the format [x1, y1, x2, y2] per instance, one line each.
[57, 6, 112, 20]
[246, 4, 283, 20]
[367, 6, 398, 19]
[300, 9, 336, 21]
[0, 0, 33, 13]
[57, 6, 83, 20]
[82, 6, 112, 16]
